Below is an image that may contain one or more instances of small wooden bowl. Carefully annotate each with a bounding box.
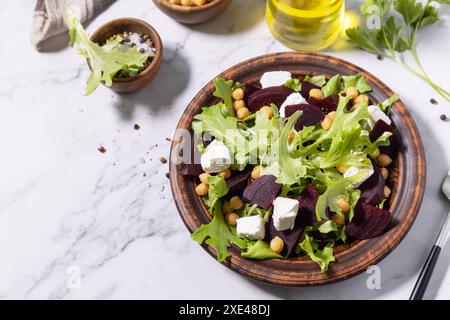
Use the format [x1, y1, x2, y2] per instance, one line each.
[152, 0, 232, 24]
[89, 18, 163, 94]
[169, 52, 426, 286]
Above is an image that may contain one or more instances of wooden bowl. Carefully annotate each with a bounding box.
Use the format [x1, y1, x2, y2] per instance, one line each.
[169, 52, 426, 286]
[89, 18, 163, 94]
[152, 0, 232, 24]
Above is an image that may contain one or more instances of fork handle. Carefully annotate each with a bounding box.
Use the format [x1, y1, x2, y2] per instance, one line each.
[409, 245, 441, 300]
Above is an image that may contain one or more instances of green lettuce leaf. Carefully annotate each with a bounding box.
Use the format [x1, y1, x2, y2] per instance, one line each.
[264, 111, 307, 185]
[248, 110, 280, 164]
[64, 8, 148, 95]
[304, 75, 327, 87]
[193, 104, 248, 168]
[213, 78, 235, 116]
[315, 172, 364, 220]
[322, 74, 342, 97]
[241, 240, 283, 259]
[206, 176, 229, 211]
[342, 74, 372, 93]
[285, 78, 302, 92]
[298, 231, 335, 272]
[192, 200, 247, 262]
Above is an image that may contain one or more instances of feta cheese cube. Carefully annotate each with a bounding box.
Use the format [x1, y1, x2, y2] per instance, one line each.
[279, 92, 306, 118]
[200, 140, 232, 173]
[260, 71, 292, 89]
[368, 105, 391, 127]
[236, 215, 265, 240]
[343, 164, 374, 187]
[273, 197, 299, 231]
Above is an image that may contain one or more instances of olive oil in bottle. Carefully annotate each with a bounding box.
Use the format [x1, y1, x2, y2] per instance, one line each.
[266, 0, 345, 51]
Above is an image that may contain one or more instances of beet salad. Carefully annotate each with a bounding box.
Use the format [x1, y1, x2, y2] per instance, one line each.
[181, 71, 400, 272]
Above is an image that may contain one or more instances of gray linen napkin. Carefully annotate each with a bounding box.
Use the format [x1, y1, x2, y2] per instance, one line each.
[31, 0, 115, 51]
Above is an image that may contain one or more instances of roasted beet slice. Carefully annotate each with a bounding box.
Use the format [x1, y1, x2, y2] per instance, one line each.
[180, 164, 203, 176]
[369, 120, 400, 157]
[359, 167, 385, 205]
[284, 104, 325, 131]
[346, 202, 392, 239]
[322, 94, 339, 113]
[226, 169, 252, 196]
[296, 183, 320, 227]
[300, 81, 321, 100]
[247, 86, 293, 112]
[307, 94, 339, 114]
[243, 83, 261, 103]
[242, 175, 281, 209]
[265, 215, 305, 258]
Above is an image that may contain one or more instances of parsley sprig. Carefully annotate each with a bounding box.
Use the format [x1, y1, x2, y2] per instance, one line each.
[346, 0, 450, 102]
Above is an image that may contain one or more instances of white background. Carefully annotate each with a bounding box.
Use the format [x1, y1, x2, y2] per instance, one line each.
[0, 0, 449, 299]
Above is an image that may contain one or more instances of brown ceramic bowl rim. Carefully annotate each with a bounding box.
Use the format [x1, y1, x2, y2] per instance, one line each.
[155, 0, 225, 13]
[89, 17, 163, 84]
[170, 52, 426, 286]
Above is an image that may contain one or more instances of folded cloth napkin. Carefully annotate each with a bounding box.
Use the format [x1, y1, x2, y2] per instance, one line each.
[31, 0, 115, 51]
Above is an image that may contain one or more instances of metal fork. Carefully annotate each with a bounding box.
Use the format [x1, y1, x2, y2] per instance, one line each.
[410, 170, 450, 300]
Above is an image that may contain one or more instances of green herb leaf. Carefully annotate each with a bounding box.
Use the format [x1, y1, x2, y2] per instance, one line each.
[241, 240, 283, 259]
[64, 9, 148, 95]
[346, 27, 385, 56]
[394, 0, 424, 26]
[415, 5, 439, 29]
[380, 16, 410, 51]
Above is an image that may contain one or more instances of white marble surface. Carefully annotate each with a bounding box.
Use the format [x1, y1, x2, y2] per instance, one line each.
[0, 0, 449, 300]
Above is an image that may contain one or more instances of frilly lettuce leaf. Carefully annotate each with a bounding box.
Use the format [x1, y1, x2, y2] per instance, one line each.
[64, 8, 148, 95]
[241, 240, 283, 259]
[297, 229, 335, 272]
[192, 200, 247, 262]
[205, 176, 228, 212]
[342, 73, 372, 93]
[193, 103, 248, 169]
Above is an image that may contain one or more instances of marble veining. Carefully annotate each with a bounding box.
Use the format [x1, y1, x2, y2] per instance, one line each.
[0, 0, 449, 299]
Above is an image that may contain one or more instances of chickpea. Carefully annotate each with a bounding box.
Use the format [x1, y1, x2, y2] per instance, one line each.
[336, 165, 348, 174]
[376, 153, 393, 167]
[336, 195, 350, 213]
[309, 88, 324, 100]
[233, 100, 246, 111]
[384, 186, 392, 198]
[232, 88, 244, 101]
[229, 196, 243, 210]
[355, 94, 369, 105]
[251, 166, 262, 179]
[288, 130, 297, 143]
[327, 111, 337, 121]
[194, 0, 206, 5]
[195, 182, 208, 196]
[260, 106, 273, 119]
[346, 86, 359, 99]
[169, 0, 181, 4]
[369, 148, 380, 159]
[180, 0, 191, 6]
[380, 167, 389, 180]
[237, 107, 250, 119]
[270, 236, 284, 254]
[321, 115, 332, 131]
[218, 168, 231, 179]
[199, 172, 210, 184]
[226, 213, 239, 226]
[350, 102, 361, 111]
[332, 213, 346, 225]
[223, 200, 233, 214]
